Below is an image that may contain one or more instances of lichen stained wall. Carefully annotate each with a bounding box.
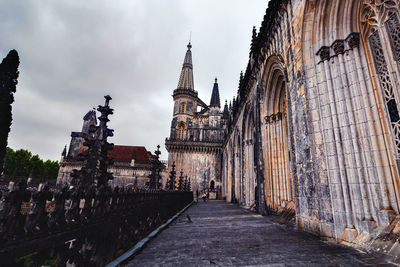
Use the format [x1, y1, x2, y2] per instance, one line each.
[222, 0, 400, 249]
[168, 150, 221, 194]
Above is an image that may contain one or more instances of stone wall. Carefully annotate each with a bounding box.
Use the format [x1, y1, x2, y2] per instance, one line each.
[57, 162, 164, 189]
[222, 0, 400, 251]
[168, 149, 221, 194]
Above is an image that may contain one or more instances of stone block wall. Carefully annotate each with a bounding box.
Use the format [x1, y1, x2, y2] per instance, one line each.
[168, 149, 221, 194]
[221, 0, 400, 248]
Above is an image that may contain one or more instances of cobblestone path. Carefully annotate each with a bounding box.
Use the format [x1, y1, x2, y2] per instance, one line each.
[125, 200, 395, 266]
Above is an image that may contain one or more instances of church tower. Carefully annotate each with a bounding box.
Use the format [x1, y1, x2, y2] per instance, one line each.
[166, 43, 226, 197]
[170, 42, 200, 141]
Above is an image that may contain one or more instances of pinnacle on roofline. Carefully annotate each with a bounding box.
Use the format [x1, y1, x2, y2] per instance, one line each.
[210, 77, 221, 108]
[176, 42, 195, 90]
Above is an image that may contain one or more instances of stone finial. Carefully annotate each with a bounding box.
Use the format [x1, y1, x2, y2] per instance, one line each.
[155, 145, 161, 159]
[61, 145, 67, 157]
[346, 32, 360, 49]
[104, 95, 112, 107]
[276, 112, 283, 121]
[317, 46, 330, 62]
[332, 40, 345, 55]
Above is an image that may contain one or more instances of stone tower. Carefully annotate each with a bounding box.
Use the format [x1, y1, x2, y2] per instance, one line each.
[165, 43, 226, 196]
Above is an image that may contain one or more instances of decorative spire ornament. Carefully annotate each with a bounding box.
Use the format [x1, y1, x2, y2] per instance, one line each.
[166, 162, 177, 191]
[178, 169, 184, 191]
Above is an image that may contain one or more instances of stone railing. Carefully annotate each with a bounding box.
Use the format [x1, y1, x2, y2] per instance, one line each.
[0, 181, 193, 266]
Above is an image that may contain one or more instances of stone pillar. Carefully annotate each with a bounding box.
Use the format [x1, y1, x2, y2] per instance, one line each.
[317, 46, 355, 229]
[334, 39, 373, 221]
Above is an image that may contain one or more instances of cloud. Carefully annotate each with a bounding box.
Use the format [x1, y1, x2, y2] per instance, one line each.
[0, 0, 268, 161]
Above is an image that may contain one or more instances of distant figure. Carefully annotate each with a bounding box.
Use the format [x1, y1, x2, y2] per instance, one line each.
[202, 193, 207, 202]
[206, 192, 209, 199]
[186, 214, 192, 223]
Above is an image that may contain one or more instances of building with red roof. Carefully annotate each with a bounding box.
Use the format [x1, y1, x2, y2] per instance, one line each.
[57, 111, 167, 188]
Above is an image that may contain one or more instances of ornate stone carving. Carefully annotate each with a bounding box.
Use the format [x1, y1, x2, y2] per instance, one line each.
[276, 112, 283, 121]
[369, 30, 400, 155]
[346, 33, 361, 49]
[362, 0, 399, 34]
[332, 40, 345, 55]
[385, 11, 400, 61]
[317, 46, 330, 62]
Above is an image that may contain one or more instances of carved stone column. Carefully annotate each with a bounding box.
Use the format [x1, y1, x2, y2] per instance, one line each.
[317, 46, 355, 229]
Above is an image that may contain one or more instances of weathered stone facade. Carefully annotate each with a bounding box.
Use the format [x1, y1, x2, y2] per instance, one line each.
[222, 0, 400, 252]
[57, 110, 167, 188]
[165, 43, 227, 195]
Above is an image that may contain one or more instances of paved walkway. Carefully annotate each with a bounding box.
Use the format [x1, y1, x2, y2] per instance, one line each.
[126, 200, 395, 266]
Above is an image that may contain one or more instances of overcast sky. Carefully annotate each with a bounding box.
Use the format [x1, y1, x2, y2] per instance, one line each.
[0, 0, 269, 161]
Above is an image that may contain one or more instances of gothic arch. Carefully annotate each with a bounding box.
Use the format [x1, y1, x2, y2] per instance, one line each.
[232, 129, 242, 204]
[177, 121, 186, 139]
[309, 0, 362, 47]
[302, 0, 400, 233]
[225, 140, 233, 202]
[242, 103, 257, 208]
[260, 55, 293, 211]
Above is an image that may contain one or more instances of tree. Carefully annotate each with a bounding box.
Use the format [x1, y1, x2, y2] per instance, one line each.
[43, 160, 59, 180]
[0, 50, 20, 175]
[13, 149, 32, 177]
[3, 147, 15, 175]
[30, 154, 44, 179]
[3, 147, 59, 180]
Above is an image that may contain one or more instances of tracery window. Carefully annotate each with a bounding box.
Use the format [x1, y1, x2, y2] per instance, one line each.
[366, 4, 400, 156]
[386, 11, 400, 61]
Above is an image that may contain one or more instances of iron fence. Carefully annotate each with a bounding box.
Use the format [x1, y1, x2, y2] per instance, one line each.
[0, 181, 192, 266]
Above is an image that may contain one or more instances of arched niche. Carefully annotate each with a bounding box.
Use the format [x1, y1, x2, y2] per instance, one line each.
[260, 55, 293, 211]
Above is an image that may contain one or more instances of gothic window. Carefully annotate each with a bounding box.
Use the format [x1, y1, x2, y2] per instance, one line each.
[177, 122, 185, 139]
[179, 127, 184, 139]
[369, 29, 400, 155]
[180, 102, 186, 113]
[386, 11, 400, 61]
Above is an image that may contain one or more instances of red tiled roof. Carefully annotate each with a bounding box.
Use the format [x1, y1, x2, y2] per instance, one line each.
[107, 145, 152, 164]
[80, 145, 153, 164]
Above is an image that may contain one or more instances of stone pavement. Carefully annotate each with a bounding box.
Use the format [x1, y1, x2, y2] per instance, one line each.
[125, 200, 396, 266]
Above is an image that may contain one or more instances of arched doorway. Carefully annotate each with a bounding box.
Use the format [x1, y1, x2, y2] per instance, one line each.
[210, 180, 215, 190]
[231, 131, 241, 203]
[261, 57, 293, 211]
[243, 109, 256, 208]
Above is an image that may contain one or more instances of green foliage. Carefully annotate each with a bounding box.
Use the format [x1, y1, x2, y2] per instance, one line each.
[30, 154, 44, 178]
[43, 159, 59, 180]
[3, 147, 59, 180]
[0, 50, 20, 175]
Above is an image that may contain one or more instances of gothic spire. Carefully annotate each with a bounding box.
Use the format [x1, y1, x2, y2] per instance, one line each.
[177, 42, 194, 90]
[61, 145, 67, 157]
[210, 78, 221, 108]
[223, 100, 229, 118]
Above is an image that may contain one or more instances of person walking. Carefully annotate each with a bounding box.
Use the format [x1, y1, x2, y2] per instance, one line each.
[202, 193, 207, 202]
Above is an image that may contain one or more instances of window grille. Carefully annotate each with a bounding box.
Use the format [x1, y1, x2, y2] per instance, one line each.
[369, 29, 400, 155]
[385, 11, 400, 61]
